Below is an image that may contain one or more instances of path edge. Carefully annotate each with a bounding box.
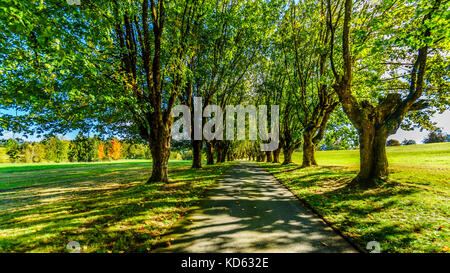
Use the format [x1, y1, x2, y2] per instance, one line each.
[151, 162, 236, 252]
[255, 162, 367, 253]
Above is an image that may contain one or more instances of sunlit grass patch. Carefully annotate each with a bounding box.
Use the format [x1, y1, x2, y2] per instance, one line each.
[0, 160, 232, 253]
[259, 143, 450, 253]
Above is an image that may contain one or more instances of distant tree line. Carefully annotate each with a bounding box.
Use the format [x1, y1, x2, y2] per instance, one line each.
[387, 129, 448, 147]
[0, 134, 154, 163]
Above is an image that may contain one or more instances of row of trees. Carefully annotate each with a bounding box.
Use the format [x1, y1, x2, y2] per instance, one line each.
[1, 135, 150, 163]
[1, 0, 448, 186]
[224, 0, 448, 187]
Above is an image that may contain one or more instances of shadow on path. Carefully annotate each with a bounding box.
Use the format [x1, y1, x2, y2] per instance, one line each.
[155, 162, 357, 253]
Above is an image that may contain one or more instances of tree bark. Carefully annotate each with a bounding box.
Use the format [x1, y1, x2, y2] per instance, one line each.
[192, 139, 203, 169]
[221, 145, 228, 162]
[147, 122, 171, 183]
[353, 123, 389, 187]
[302, 131, 317, 167]
[272, 147, 281, 163]
[216, 147, 222, 163]
[216, 142, 228, 163]
[265, 151, 273, 162]
[282, 147, 295, 165]
[226, 151, 233, 161]
[206, 141, 214, 165]
[258, 151, 266, 162]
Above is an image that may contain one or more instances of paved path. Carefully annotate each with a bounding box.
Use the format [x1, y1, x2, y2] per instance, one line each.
[157, 162, 357, 253]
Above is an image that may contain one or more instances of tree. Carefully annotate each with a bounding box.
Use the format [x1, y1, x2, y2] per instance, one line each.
[68, 133, 95, 162]
[23, 142, 46, 163]
[5, 138, 21, 163]
[402, 139, 416, 146]
[424, 129, 447, 143]
[178, 0, 280, 168]
[386, 139, 401, 147]
[0, 0, 212, 183]
[326, 0, 448, 186]
[98, 142, 105, 160]
[250, 4, 305, 166]
[282, 0, 339, 167]
[42, 135, 69, 162]
[321, 109, 359, 150]
[107, 138, 123, 160]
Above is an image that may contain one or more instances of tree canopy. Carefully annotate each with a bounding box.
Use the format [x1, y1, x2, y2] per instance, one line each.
[0, 0, 448, 186]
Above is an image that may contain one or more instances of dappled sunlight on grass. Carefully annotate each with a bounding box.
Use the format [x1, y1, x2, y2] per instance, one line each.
[259, 161, 449, 253]
[0, 161, 231, 252]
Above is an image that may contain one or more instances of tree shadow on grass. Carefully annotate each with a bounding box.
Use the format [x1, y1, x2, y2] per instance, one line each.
[0, 162, 228, 253]
[266, 162, 436, 252]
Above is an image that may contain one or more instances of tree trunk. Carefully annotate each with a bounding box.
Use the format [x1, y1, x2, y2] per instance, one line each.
[282, 146, 295, 165]
[192, 140, 203, 169]
[206, 141, 214, 165]
[226, 151, 232, 162]
[265, 151, 273, 162]
[302, 131, 317, 167]
[216, 147, 222, 163]
[272, 147, 281, 163]
[259, 151, 266, 162]
[353, 124, 389, 187]
[216, 144, 227, 163]
[147, 124, 171, 183]
[220, 145, 228, 162]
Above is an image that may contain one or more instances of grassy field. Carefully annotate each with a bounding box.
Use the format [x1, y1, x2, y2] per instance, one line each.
[1, 143, 448, 253]
[260, 142, 450, 253]
[0, 160, 231, 253]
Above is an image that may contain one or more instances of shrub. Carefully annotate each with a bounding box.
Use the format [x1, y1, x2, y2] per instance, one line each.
[402, 139, 416, 145]
[424, 129, 447, 144]
[182, 150, 193, 160]
[169, 151, 180, 160]
[386, 139, 401, 146]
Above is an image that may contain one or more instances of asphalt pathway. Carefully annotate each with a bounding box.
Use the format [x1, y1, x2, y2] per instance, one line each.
[156, 162, 357, 253]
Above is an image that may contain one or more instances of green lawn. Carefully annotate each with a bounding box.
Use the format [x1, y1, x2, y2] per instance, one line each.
[260, 142, 450, 253]
[0, 160, 231, 253]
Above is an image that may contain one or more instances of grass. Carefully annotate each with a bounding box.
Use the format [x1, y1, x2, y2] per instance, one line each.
[0, 160, 232, 253]
[1, 143, 448, 253]
[0, 160, 189, 190]
[259, 142, 450, 253]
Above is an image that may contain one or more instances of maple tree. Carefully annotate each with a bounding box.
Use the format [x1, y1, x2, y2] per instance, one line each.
[98, 143, 105, 160]
[107, 138, 123, 160]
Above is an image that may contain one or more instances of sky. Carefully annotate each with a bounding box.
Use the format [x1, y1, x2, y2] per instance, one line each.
[1, 109, 449, 144]
[387, 110, 450, 143]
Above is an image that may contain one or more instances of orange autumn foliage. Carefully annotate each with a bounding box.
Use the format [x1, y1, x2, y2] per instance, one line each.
[98, 143, 105, 159]
[107, 138, 123, 160]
